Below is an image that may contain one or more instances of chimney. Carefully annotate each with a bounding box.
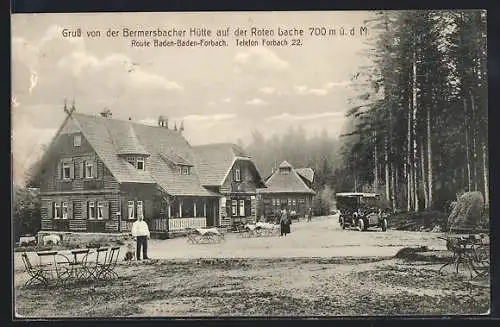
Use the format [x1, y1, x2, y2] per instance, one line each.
[100, 108, 112, 118]
[63, 98, 69, 114]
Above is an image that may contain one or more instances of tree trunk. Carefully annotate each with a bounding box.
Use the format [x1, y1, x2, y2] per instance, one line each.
[385, 136, 390, 202]
[482, 142, 488, 206]
[412, 46, 419, 212]
[469, 90, 478, 191]
[391, 162, 396, 213]
[407, 99, 412, 212]
[463, 96, 472, 191]
[420, 139, 428, 209]
[374, 132, 379, 193]
[426, 96, 433, 208]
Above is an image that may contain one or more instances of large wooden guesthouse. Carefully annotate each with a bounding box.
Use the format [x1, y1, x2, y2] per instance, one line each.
[31, 112, 239, 235]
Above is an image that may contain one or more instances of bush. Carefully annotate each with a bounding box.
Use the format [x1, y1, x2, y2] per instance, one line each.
[13, 186, 40, 242]
[312, 185, 334, 216]
[447, 191, 485, 231]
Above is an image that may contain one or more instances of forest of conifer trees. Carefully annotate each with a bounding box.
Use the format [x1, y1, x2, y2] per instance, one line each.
[244, 10, 488, 216]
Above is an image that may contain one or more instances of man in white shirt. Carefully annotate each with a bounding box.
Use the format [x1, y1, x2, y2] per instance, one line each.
[131, 216, 150, 260]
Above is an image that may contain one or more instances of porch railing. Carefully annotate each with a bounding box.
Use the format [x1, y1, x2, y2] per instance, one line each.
[150, 217, 207, 232]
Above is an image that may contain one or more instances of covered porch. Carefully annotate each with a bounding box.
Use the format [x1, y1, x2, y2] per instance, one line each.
[151, 196, 220, 232]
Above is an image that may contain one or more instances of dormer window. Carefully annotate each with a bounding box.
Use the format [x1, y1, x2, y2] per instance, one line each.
[126, 156, 145, 170]
[73, 134, 81, 147]
[137, 157, 145, 170]
[279, 167, 291, 175]
[178, 166, 191, 175]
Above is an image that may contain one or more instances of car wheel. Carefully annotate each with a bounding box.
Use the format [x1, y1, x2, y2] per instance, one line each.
[340, 217, 345, 229]
[381, 218, 388, 232]
[357, 218, 365, 232]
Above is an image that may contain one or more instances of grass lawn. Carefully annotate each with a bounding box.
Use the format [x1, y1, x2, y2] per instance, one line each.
[14, 255, 490, 317]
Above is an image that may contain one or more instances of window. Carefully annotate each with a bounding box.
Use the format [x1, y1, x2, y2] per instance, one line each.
[137, 201, 144, 219]
[97, 201, 104, 220]
[73, 134, 81, 147]
[53, 202, 61, 219]
[85, 162, 93, 178]
[137, 157, 145, 170]
[292, 199, 296, 206]
[234, 168, 241, 182]
[179, 166, 190, 175]
[62, 202, 68, 219]
[280, 167, 290, 175]
[63, 163, 71, 179]
[231, 200, 237, 216]
[239, 200, 245, 217]
[88, 201, 96, 219]
[127, 157, 135, 166]
[128, 201, 135, 219]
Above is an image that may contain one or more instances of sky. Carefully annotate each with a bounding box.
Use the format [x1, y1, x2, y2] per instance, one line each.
[11, 11, 374, 184]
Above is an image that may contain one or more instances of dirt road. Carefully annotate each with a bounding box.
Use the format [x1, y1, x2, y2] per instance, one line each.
[14, 215, 448, 270]
[145, 214, 447, 260]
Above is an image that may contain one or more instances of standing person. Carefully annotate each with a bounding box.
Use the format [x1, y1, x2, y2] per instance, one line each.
[280, 208, 291, 236]
[131, 216, 150, 260]
[307, 207, 312, 222]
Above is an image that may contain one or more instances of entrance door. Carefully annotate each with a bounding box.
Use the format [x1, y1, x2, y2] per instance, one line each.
[206, 199, 218, 227]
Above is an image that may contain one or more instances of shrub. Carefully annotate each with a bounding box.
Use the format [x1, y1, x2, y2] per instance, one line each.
[447, 191, 485, 231]
[13, 186, 40, 242]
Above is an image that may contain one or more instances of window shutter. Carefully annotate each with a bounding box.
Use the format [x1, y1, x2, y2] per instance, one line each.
[68, 201, 74, 219]
[103, 201, 109, 219]
[94, 158, 99, 179]
[57, 162, 62, 180]
[70, 161, 75, 179]
[47, 201, 53, 219]
[83, 200, 88, 219]
[81, 161, 85, 178]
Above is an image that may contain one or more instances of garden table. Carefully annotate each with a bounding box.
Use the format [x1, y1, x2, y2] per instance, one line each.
[35, 251, 70, 286]
[438, 232, 489, 279]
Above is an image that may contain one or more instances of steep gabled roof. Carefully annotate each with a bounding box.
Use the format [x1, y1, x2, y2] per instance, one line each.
[116, 124, 150, 156]
[257, 161, 315, 195]
[193, 143, 264, 186]
[279, 160, 293, 169]
[53, 113, 216, 197]
[295, 167, 314, 184]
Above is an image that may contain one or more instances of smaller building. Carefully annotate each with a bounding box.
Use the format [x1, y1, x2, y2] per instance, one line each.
[193, 143, 266, 227]
[256, 160, 315, 219]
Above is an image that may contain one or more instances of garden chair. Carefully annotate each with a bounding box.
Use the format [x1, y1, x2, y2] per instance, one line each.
[97, 246, 121, 280]
[85, 247, 109, 281]
[21, 253, 49, 287]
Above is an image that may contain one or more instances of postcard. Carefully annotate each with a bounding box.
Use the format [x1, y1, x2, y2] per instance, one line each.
[11, 10, 489, 318]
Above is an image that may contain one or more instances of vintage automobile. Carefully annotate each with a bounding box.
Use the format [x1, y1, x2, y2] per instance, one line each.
[336, 192, 389, 232]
